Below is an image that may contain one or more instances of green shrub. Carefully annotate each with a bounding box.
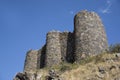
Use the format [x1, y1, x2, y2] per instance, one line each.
[109, 43, 120, 53]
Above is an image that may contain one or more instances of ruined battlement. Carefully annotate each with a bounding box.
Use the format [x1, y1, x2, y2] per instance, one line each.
[24, 10, 108, 72]
[24, 50, 38, 72]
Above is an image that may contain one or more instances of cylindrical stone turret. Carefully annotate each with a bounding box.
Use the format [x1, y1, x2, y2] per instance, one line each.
[45, 31, 62, 67]
[24, 50, 38, 72]
[74, 10, 108, 61]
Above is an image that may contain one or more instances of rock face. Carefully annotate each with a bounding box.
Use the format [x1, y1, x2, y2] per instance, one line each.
[13, 72, 29, 80]
[14, 10, 109, 80]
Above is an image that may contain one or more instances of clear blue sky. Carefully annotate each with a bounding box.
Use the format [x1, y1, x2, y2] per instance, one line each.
[0, 0, 120, 80]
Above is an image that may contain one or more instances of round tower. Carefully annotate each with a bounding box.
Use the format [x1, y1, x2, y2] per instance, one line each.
[74, 10, 108, 61]
[45, 31, 62, 67]
[24, 50, 38, 72]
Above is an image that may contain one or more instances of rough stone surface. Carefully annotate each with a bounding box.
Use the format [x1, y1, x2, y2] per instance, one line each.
[14, 53, 120, 80]
[24, 10, 108, 70]
[116, 53, 120, 58]
[13, 72, 29, 80]
[14, 10, 109, 80]
[45, 31, 62, 67]
[38, 45, 46, 68]
[46, 69, 61, 80]
[74, 10, 108, 61]
[24, 50, 38, 72]
[60, 32, 74, 63]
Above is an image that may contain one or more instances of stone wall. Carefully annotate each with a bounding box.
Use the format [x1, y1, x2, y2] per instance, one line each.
[38, 45, 46, 68]
[24, 50, 38, 72]
[23, 10, 108, 70]
[60, 32, 74, 63]
[45, 31, 62, 67]
[74, 10, 108, 61]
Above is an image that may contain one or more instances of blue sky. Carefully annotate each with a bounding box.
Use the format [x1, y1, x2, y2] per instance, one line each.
[0, 0, 120, 80]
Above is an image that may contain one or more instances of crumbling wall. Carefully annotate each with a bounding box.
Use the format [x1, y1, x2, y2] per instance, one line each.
[38, 45, 46, 68]
[24, 50, 38, 72]
[23, 10, 108, 70]
[45, 31, 62, 67]
[74, 10, 108, 62]
[60, 32, 74, 63]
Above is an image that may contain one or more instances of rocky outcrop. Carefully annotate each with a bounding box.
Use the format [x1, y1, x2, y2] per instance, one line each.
[46, 69, 61, 80]
[13, 72, 29, 80]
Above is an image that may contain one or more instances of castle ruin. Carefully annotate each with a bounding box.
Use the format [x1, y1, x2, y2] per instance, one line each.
[24, 10, 108, 72]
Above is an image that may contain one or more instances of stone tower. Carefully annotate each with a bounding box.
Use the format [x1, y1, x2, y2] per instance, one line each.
[23, 10, 108, 70]
[74, 10, 108, 61]
[14, 10, 109, 80]
[45, 31, 62, 67]
[24, 50, 38, 72]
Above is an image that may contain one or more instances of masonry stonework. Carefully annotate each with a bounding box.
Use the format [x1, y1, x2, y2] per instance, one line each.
[38, 45, 46, 68]
[24, 50, 38, 72]
[74, 10, 108, 61]
[60, 32, 74, 63]
[45, 31, 62, 67]
[23, 10, 108, 71]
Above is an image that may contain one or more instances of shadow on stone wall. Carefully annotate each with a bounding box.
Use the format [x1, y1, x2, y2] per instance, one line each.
[38, 45, 46, 68]
[66, 32, 75, 63]
[40, 45, 46, 68]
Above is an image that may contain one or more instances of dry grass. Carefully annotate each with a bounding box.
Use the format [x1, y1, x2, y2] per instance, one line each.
[34, 53, 120, 80]
[60, 53, 120, 80]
